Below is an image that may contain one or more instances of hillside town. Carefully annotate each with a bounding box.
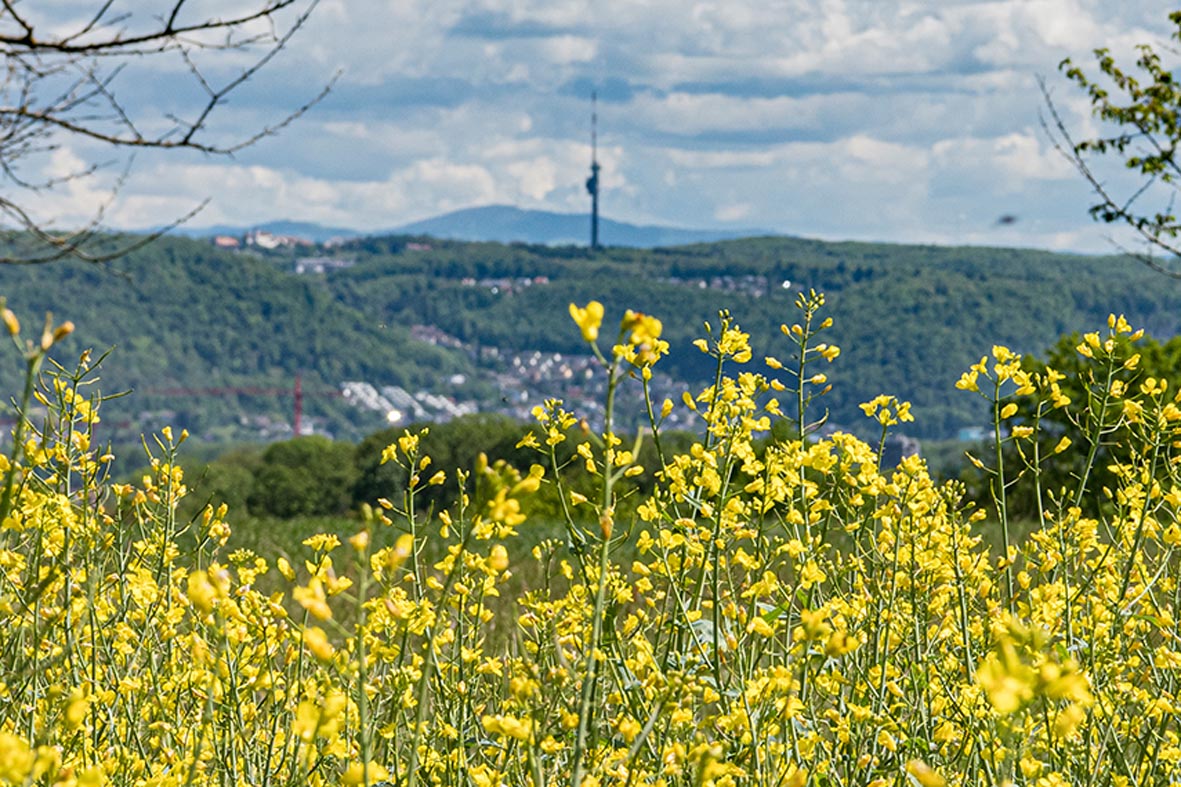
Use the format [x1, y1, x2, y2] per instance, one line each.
[336, 324, 697, 435]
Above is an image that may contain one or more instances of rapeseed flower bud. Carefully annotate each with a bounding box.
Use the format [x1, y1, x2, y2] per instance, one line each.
[1, 309, 18, 336]
[488, 544, 509, 573]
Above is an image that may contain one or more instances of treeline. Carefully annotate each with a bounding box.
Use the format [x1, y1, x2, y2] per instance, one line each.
[177, 412, 699, 530]
[182, 414, 629, 519]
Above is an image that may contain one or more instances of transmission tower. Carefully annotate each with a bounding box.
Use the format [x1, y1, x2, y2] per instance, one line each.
[586, 91, 601, 250]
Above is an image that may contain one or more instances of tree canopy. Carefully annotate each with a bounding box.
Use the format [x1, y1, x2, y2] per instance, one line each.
[1048, 9, 1181, 275]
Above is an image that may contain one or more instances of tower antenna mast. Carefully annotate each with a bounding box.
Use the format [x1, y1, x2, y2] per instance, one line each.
[586, 91, 601, 250]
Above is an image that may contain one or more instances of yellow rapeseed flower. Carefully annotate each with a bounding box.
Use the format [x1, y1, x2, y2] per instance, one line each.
[622, 309, 662, 346]
[906, 760, 948, 787]
[569, 300, 605, 342]
[0, 732, 33, 783]
[482, 714, 532, 741]
[956, 369, 980, 391]
[342, 762, 390, 785]
[348, 530, 369, 553]
[276, 555, 296, 580]
[293, 578, 332, 620]
[976, 645, 1035, 714]
[187, 570, 218, 614]
[1054, 703, 1087, 739]
[302, 626, 335, 661]
[64, 686, 90, 729]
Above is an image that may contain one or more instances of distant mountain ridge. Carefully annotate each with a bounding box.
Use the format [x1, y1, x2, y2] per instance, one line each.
[169, 206, 773, 248]
[389, 205, 774, 248]
[170, 220, 361, 244]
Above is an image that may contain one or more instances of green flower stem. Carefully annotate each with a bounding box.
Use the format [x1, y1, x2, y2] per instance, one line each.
[355, 543, 372, 787]
[0, 351, 42, 528]
[571, 357, 619, 787]
[991, 387, 1014, 611]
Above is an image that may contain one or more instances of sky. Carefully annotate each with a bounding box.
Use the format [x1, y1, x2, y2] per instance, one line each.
[17, 0, 1181, 252]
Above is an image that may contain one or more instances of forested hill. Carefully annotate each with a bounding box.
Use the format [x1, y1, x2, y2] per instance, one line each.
[0, 236, 473, 442]
[328, 234, 1181, 439]
[0, 232, 1177, 443]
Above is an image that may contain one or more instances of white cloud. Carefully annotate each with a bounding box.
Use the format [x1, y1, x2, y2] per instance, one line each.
[26, 132, 616, 230]
[932, 130, 1073, 189]
[629, 91, 867, 135]
[15, 0, 1181, 254]
[504, 157, 557, 200]
[715, 202, 752, 222]
[539, 35, 598, 64]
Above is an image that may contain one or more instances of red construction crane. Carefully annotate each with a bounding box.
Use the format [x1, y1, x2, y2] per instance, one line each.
[146, 374, 341, 435]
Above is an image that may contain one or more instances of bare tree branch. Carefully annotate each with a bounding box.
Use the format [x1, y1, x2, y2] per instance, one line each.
[0, 1, 307, 54]
[0, 1, 325, 263]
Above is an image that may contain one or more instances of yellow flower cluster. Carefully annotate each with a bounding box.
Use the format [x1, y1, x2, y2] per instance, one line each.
[859, 394, 914, 426]
[0, 301, 1179, 787]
